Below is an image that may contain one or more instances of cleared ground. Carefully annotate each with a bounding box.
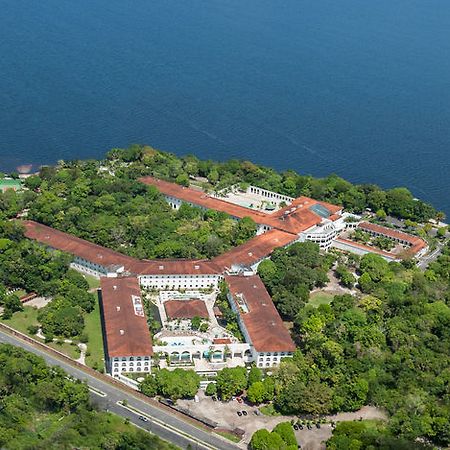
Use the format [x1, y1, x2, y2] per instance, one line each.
[308, 291, 334, 308]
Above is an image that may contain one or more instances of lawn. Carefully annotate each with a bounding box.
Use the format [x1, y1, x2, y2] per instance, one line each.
[84, 296, 105, 371]
[2, 306, 40, 335]
[83, 274, 101, 289]
[260, 404, 281, 416]
[215, 430, 242, 443]
[48, 340, 81, 359]
[308, 291, 334, 308]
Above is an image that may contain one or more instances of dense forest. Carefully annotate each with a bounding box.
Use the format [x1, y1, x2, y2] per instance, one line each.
[0, 344, 175, 449]
[255, 242, 450, 447]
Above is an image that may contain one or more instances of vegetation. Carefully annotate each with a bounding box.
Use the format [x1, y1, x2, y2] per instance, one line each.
[258, 245, 450, 447]
[326, 420, 429, 450]
[249, 422, 297, 450]
[215, 366, 248, 401]
[0, 221, 104, 369]
[103, 145, 440, 222]
[0, 344, 174, 449]
[139, 368, 200, 401]
[258, 242, 334, 320]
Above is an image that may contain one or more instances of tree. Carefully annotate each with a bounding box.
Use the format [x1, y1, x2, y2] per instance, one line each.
[190, 316, 202, 330]
[216, 367, 247, 401]
[272, 422, 297, 447]
[248, 366, 263, 387]
[247, 381, 266, 404]
[139, 375, 158, 397]
[205, 382, 217, 396]
[153, 369, 200, 401]
[249, 429, 285, 450]
[276, 379, 333, 415]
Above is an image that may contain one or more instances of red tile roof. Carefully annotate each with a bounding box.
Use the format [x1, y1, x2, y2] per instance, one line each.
[100, 277, 153, 358]
[22, 220, 139, 271]
[164, 299, 209, 319]
[212, 229, 298, 271]
[335, 238, 396, 260]
[139, 176, 342, 235]
[358, 222, 427, 256]
[22, 221, 218, 275]
[213, 338, 231, 345]
[225, 275, 296, 353]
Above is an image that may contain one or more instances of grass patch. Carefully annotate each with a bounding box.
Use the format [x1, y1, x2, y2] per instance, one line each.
[2, 306, 40, 335]
[215, 430, 242, 443]
[260, 404, 281, 416]
[48, 340, 81, 360]
[308, 291, 334, 308]
[84, 297, 105, 371]
[84, 274, 101, 289]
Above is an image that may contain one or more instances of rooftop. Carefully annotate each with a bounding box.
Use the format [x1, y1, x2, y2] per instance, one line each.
[225, 275, 296, 353]
[358, 222, 427, 255]
[100, 277, 153, 358]
[139, 176, 342, 235]
[22, 220, 218, 275]
[164, 299, 209, 320]
[212, 228, 298, 271]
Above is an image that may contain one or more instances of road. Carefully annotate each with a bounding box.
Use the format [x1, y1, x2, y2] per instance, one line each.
[0, 329, 240, 450]
[417, 242, 445, 270]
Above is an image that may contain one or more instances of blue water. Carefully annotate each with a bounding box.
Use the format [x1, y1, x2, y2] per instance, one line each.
[1, 0, 449, 215]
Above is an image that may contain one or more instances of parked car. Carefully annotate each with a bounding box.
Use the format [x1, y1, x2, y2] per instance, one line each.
[139, 416, 149, 422]
[242, 410, 247, 416]
[254, 409, 261, 416]
[307, 423, 312, 430]
[315, 422, 321, 429]
[293, 424, 299, 431]
[236, 397, 243, 403]
[237, 411, 242, 417]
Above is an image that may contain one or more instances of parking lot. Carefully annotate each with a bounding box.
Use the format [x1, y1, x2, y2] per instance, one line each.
[177, 391, 387, 449]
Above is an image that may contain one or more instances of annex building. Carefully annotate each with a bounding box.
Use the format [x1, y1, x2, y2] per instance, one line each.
[21, 176, 427, 378]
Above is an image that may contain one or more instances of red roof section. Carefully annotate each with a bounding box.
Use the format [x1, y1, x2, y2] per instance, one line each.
[358, 222, 427, 255]
[213, 338, 232, 345]
[164, 299, 209, 319]
[139, 176, 342, 235]
[212, 229, 298, 271]
[100, 277, 153, 357]
[22, 220, 139, 270]
[335, 238, 396, 260]
[225, 275, 296, 353]
[22, 221, 218, 275]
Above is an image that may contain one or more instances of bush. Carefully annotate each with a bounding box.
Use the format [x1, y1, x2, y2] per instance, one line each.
[27, 324, 39, 335]
[272, 422, 297, 446]
[205, 382, 217, 396]
[79, 333, 89, 343]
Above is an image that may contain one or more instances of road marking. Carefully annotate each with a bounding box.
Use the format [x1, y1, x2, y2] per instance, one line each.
[117, 401, 218, 450]
[88, 386, 107, 397]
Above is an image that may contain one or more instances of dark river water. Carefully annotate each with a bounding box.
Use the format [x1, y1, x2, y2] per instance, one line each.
[1, 0, 449, 214]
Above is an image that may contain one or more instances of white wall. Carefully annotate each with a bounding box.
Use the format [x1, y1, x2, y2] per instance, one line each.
[139, 274, 222, 290]
[110, 355, 152, 377]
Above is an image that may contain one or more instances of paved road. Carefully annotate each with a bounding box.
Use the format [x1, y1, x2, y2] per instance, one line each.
[0, 329, 240, 450]
[417, 242, 445, 270]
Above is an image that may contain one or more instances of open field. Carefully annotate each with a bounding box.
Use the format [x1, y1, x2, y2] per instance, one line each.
[84, 274, 101, 289]
[2, 306, 39, 335]
[48, 340, 81, 359]
[84, 297, 105, 370]
[308, 291, 334, 308]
